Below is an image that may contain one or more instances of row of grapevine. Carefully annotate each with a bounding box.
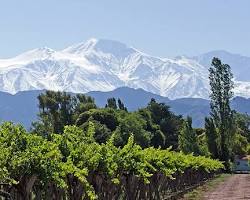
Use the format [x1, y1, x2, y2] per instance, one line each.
[0, 122, 223, 200]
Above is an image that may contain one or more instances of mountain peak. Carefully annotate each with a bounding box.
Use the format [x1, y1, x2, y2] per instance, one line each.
[64, 38, 98, 53]
[63, 38, 136, 58]
[36, 46, 55, 53]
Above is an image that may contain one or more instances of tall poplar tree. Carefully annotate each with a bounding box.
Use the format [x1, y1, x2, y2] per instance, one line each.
[208, 57, 235, 170]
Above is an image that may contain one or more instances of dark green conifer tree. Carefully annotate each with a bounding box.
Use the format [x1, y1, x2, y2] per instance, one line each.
[118, 98, 127, 111]
[105, 98, 117, 109]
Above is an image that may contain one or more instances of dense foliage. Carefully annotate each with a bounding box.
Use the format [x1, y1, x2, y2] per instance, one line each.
[0, 122, 223, 199]
[33, 91, 182, 150]
[178, 116, 199, 155]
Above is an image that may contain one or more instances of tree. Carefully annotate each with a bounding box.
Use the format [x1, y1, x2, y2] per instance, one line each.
[178, 116, 199, 155]
[197, 133, 211, 157]
[80, 120, 112, 144]
[233, 134, 248, 156]
[36, 91, 73, 135]
[147, 98, 183, 149]
[117, 98, 127, 111]
[105, 98, 117, 109]
[33, 91, 96, 136]
[207, 57, 235, 170]
[234, 113, 250, 142]
[73, 94, 97, 121]
[114, 112, 151, 148]
[205, 117, 220, 158]
[76, 108, 118, 131]
[138, 108, 165, 147]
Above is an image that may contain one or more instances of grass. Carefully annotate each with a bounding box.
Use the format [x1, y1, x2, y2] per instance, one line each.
[180, 174, 232, 200]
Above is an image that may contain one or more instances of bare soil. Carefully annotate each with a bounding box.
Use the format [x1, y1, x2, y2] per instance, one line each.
[202, 174, 250, 200]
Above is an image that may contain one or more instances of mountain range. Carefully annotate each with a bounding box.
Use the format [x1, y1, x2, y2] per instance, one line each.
[0, 38, 250, 99]
[0, 87, 250, 129]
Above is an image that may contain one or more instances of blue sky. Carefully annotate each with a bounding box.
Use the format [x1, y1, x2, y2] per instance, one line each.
[0, 0, 250, 58]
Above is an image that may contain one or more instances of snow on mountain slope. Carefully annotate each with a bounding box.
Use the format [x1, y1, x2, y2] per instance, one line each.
[0, 39, 249, 99]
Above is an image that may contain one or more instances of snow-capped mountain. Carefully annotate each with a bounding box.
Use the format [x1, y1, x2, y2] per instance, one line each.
[0, 38, 250, 99]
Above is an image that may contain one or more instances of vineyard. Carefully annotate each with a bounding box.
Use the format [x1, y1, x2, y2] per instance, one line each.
[0, 122, 223, 200]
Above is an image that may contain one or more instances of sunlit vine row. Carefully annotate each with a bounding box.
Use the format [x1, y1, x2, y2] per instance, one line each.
[0, 122, 223, 200]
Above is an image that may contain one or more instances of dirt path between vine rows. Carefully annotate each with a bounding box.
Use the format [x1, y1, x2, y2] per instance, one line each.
[202, 174, 250, 199]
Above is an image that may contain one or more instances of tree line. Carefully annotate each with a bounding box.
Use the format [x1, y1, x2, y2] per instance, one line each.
[32, 91, 184, 150]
